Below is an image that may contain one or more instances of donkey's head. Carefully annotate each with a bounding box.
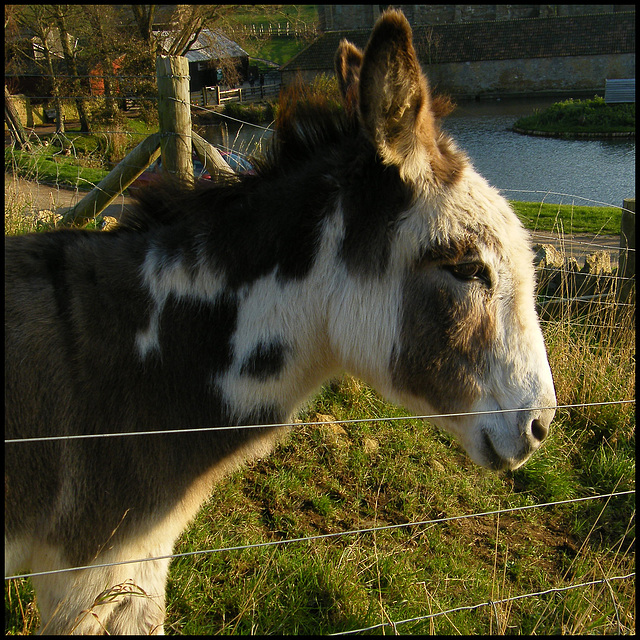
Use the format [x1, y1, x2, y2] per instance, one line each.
[327, 10, 556, 470]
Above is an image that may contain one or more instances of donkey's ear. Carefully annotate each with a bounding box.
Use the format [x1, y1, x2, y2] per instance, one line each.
[358, 10, 461, 183]
[335, 39, 363, 115]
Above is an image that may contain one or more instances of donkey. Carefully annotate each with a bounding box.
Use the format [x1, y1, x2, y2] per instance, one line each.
[5, 10, 556, 635]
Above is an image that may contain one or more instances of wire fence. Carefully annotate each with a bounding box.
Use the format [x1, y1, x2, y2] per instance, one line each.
[4, 86, 636, 634]
[3, 400, 635, 445]
[4, 490, 634, 582]
[331, 572, 636, 635]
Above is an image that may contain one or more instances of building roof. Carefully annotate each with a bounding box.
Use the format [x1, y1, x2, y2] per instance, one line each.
[282, 11, 635, 72]
[155, 28, 248, 63]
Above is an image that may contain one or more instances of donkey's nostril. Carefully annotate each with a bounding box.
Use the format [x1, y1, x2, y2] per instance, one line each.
[531, 419, 549, 443]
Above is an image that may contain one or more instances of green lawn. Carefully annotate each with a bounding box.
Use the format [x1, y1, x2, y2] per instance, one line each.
[510, 200, 622, 235]
[225, 5, 318, 65]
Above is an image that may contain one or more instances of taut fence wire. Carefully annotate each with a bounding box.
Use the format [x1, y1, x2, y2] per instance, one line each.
[4, 490, 635, 581]
[3, 400, 635, 444]
[329, 572, 636, 635]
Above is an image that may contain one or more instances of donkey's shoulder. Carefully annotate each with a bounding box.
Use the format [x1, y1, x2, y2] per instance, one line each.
[122, 174, 243, 232]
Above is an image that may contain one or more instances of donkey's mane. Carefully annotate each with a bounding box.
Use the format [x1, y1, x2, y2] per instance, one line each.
[123, 82, 361, 232]
[264, 79, 360, 170]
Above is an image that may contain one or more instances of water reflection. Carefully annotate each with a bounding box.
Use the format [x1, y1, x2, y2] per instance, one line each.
[197, 97, 635, 207]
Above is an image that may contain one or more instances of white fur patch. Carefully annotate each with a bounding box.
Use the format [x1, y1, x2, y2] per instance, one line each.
[135, 246, 226, 359]
[213, 213, 345, 420]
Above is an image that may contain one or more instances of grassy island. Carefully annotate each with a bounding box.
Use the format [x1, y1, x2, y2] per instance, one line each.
[513, 96, 635, 137]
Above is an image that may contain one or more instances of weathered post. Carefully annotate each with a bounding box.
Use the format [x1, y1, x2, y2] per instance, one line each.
[191, 131, 235, 176]
[618, 198, 635, 302]
[63, 133, 162, 225]
[156, 55, 193, 185]
[4, 86, 31, 151]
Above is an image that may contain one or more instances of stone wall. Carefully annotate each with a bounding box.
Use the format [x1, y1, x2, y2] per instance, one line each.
[318, 5, 632, 31]
[425, 53, 635, 98]
[283, 53, 635, 100]
[533, 243, 627, 318]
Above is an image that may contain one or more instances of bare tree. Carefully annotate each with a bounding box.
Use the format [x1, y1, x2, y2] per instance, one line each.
[50, 4, 91, 132]
[79, 5, 128, 122]
[415, 26, 442, 66]
[130, 4, 156, 51]
[4, 6, 32, 149]
[129, 4, 237, 55]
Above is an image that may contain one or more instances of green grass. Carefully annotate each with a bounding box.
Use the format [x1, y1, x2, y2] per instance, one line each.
[224, 5, 318, 65]
[4, 114, 159, 193]
[513, 96, 635, 135]
[245, 36, 309, 66]
[509, 200, 622, 235]
[5, 144, 109, 192]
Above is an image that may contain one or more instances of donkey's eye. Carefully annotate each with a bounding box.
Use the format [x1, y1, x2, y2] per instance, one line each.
[446, 262, 491, 287]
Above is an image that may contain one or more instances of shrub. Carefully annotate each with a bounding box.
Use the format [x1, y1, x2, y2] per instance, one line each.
[223, 101, 275, 125]
[514, 97, 635, 134]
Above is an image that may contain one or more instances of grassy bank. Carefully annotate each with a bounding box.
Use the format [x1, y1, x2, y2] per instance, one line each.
[510, 200, 622, 235]
[4, 117, 158, 193]
[513, 96, 635, 136]
[224, 5, 318, 65]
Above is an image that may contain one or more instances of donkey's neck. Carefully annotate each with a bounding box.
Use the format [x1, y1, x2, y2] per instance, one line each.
[132, 214, 340, 429]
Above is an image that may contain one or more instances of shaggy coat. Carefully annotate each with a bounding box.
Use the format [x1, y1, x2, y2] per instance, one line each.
[5, 10, 555, 634]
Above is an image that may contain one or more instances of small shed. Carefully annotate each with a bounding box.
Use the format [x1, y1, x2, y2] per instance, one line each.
[604, 78, 635, 103]
[155, 28, 249, 92]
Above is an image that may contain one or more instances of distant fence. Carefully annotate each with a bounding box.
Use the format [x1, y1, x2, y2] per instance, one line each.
[230, 22, 317, 39]
[191, 81, 281, 107]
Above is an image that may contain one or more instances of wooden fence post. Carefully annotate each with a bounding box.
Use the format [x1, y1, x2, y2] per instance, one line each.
[191, 131, 235, 176]
[618, 197, 635, 301]
[63, 133, 162, 225]
[156, 55, 192, 185]
[5, 86, 31, 151]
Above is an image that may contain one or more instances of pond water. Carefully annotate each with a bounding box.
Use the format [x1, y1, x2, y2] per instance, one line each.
[443, 98, 635, 208]
[199, 97, 635, 208]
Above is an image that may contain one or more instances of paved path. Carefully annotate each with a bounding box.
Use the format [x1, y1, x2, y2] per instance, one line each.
[5, 173, 137, 220]
[5, 173, 621, 266]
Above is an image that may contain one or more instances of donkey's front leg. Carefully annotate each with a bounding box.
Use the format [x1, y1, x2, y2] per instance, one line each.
[32, 546, 170, 635]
